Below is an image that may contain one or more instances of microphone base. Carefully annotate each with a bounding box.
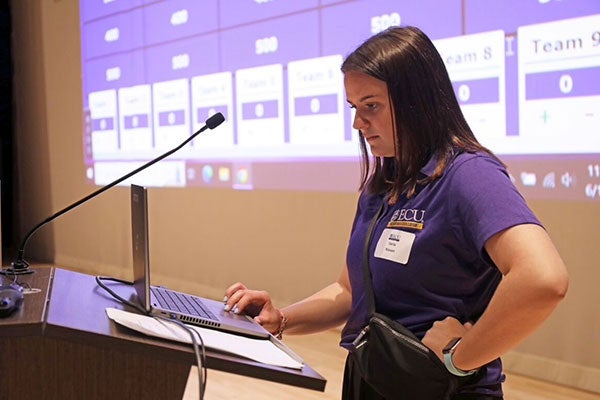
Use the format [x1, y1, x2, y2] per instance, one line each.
[0, 261, 36, 275]
[0, 268, 35, 275]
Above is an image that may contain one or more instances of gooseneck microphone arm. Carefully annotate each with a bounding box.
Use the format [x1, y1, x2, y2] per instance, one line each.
[4, 112, 225, 275]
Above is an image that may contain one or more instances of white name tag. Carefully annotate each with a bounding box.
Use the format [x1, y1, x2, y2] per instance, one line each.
[374, 228, 415, 264]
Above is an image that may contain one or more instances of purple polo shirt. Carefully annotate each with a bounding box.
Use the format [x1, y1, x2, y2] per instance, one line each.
[341, 151, 541, 397]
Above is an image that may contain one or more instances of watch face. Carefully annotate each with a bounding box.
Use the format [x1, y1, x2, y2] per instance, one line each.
[443, 337, 462, 353]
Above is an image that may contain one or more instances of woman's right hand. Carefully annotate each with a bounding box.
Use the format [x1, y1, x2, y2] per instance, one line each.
[224, 282, 283, 334]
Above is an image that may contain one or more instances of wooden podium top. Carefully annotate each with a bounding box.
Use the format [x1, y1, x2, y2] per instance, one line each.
[0, 267, 53, 336]
[0, 266, 326, 393]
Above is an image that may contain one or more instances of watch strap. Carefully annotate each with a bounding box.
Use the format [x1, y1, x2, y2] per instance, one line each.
[443, 338, 478, 377]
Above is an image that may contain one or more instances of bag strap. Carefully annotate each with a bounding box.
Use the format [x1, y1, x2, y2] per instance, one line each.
[361, 200, 385, 317]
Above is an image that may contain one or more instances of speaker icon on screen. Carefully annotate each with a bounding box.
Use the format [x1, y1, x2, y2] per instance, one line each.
[561, 173, 574, 188]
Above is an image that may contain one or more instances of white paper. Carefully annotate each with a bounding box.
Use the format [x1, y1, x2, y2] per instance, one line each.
[105, 308, 303, 370]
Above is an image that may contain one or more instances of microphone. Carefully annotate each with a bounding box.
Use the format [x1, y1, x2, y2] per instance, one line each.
[2, 112, 225, 275]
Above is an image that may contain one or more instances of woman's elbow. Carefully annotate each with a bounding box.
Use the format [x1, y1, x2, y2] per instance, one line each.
[542, 261, 569, 302]
[554, 268, 569, 300]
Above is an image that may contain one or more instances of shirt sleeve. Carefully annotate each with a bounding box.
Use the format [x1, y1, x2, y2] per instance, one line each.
[447, 154, 542, 259]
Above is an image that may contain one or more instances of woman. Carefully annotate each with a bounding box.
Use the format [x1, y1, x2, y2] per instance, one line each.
[224, 26, 568, 399]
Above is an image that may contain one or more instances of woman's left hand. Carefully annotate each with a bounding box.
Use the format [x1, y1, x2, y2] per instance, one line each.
[421, 317, 473, 361]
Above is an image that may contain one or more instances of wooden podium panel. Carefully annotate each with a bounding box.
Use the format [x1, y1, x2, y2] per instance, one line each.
[0, 267, 326, 399]
[1, 334, 190, 399]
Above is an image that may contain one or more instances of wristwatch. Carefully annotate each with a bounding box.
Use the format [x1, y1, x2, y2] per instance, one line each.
[442, 337, 478, 377]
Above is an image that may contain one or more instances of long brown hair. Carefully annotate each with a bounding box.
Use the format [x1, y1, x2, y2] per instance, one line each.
[342, 26, 499, 200]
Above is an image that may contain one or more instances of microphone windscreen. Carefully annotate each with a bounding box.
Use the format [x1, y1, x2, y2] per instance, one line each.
[206, 112, 225, 130]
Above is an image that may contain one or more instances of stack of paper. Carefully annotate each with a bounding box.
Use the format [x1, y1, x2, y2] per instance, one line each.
[106, 308, 303, 370]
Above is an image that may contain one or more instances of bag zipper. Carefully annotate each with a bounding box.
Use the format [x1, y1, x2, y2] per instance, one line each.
[351, 325, 370, 349]
[371, 316, 431, 354]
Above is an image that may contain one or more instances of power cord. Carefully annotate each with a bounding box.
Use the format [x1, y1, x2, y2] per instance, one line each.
[95, 276, 146, 314]
[95, 276, 207, 400]
[1, 269, 22, 287]
[155, 315, 207, 399]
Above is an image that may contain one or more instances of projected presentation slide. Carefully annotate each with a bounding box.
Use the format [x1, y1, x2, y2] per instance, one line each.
[434, 30, 507, 148]
[517, 15, 600, 154]
[80, 0, 600, 201]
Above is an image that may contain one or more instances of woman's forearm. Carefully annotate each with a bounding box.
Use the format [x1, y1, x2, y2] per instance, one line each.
[453, 264, 568, 371]
[453, 225, 569, 371]
[281, 281, 352, 335]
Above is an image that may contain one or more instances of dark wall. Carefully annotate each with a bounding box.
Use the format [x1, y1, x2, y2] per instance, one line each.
[0, 0, 15, 260]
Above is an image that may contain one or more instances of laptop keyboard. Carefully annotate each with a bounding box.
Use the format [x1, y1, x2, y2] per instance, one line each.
[152, 287, 218, 321]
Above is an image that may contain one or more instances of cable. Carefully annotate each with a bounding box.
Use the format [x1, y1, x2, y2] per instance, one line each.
[95, 276, 147, 315]
[95, 276, 207, 399]
[155, 315, 207, 399]
[1, 269, 20, 286]
[1, 269, 25, 291]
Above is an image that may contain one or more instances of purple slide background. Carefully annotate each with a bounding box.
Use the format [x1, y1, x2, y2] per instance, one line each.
[463, 0, 600, 138]
[219, 11, 320, 71]
[197, 106, 229, 125]
[453, 78, 500, 105]
[143, 0, 219, 46]
[84, 49, 146, 94]
[525, 66, 600, 100]
[92, 117, 114, 131]
[505, 34, 519, 136]
[294, 94, 339, 116]
[158, 110, 185, 127]
[81, 0, 143, 22]
[80, 0, 600, 197]
[145, 33, 220, 82]
[218, 0, 318, 28]
[84, 8, 145, 60]
[124, 114, 149, 129]
[321, 0, 462, 58]
[465, 0, 599, 34]
[81, 1, 600, 134]
[241, 100, 279, 120]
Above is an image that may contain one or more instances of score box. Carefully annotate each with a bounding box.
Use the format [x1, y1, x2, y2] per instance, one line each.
[82, 8, 144, 60]
[235, 64, 285, 147]
[190, 71, 234, 149]
[118, 84, 153, 153]
[152, 78, 191, 151]
[88, 89, 119, 156]
[287, 55, 345, 145]
[434, 30, 506, 149]
[518, 14, 600, 154]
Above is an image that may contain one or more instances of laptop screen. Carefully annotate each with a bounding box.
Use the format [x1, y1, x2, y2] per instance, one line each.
[131, 184, 151, 312]
[0, 181, 3, 268]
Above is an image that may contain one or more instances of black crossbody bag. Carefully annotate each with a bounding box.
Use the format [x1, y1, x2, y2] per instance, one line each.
[348, 202, 466, 399]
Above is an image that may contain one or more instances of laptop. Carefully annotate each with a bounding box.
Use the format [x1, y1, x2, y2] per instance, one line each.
[130, 184, 270, 339]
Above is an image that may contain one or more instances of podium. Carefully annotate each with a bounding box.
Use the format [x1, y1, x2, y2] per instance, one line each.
[0, 267, 326, 399]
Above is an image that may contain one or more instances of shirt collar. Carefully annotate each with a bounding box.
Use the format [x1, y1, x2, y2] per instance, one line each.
[420, 153, 438, 178]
